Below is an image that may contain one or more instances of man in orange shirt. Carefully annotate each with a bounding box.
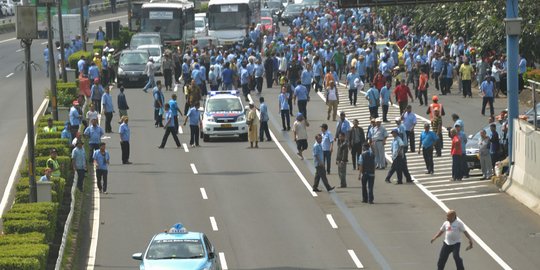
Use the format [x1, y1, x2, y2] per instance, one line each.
[418, 68, 429, 105]
[393, 79, 414, 114]
[427, 95, 446, 120]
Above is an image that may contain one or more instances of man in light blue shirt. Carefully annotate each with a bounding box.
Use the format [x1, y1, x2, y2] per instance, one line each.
[254, 59, 265, 94]
[72, 140, 86, 191]
[301, 64, 313, 94]
[313, 57, 323, 92]
[184, 102, 201, 147]
[259, 97, 271, 142]
[90, 78, 103, 113]
[93, 142, 110, 193]
[365, 84, 380, 119]
[312, 134, 334, 192]
[402, 105, 417, 152]
[321, 123, 334, 174]
[69, 100, 81, 138]
[336, 112, 351, 136]
[293, 83, 309, 120]
[77, 55, 86, 77]
[84, 118, 104, 161]
[380, 81, 392, 122]
[419, 123, 438, 174]
[240, 63, 250, 101]
[384, 129, 412, 184]
[169, 94, 182, 134]
[431, 54, 443, 91]
[101, 86, 114, 133]
[119, 116, 131, 164]
[480, 76, 495, 116]
[346, 67, 359, 106]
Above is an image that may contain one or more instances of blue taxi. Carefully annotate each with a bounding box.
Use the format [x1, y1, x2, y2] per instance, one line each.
[132, 223, 221, 270]
[201, 90, 248, 141]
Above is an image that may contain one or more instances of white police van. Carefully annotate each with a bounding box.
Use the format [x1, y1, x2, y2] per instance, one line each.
[201, 90, 248, 141]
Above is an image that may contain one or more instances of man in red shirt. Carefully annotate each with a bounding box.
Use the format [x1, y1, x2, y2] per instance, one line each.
[393, 79, 414, 114]
[450, 127, 463, 181]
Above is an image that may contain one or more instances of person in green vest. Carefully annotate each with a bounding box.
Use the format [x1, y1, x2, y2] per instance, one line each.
[47, 148, 61, 178]
[43, 118, 58, 133]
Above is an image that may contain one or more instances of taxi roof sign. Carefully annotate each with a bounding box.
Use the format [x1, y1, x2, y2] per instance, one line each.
[168, 223, 188, 234]
[209, 90, 238, 96]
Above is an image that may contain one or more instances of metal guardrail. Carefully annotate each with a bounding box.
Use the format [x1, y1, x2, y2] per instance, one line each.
[527, 80, 540, 131]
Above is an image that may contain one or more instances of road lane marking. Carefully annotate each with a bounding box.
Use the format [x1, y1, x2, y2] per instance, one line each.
[174, 84, 178, 92]
[41, 41, 48, 45]
[347, 249, 364, 269]
[190, 163, 198, 174]
[200, 188, 208, 199]
[209, 216, 218, 231]
[6, 72, 13, 78]
[440, 193, 499, 201]
[0, 98, 48, 217]
[15, 48, 23, 53]
[219, 252, 228, 269]
[430, 185, 489, 193]
[326, 214, 338, 229]
[178, 125, 183, 134]
[434, 191, 477, 197]
[182, 143, 189, 152]
[426, 181, 488, 188]
[248, 94, 318, 197]
[0, 37, 15, 44]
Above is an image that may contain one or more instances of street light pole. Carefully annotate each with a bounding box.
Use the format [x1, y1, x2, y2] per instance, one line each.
[23, 38, 38, 203]
[79, 0, 86, 51]
[47, 3, 58, 120]
[505, 0, 520, 164]
[57, 0, 67, 82]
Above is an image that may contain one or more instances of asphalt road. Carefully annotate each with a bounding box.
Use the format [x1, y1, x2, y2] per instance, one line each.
[0, 12, 127, 217]
[88, 73, 540, 270]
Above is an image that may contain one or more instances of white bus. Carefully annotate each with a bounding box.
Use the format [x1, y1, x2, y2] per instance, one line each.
[207, 0, 261, 46]
[140, 0, 195, 45]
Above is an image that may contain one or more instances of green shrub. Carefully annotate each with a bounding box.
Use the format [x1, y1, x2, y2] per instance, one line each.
[119, 27, 134, 49]
[37, 120, 65, 128]
[2, 211, 49, 222]
[524, 69, 540, 84]
[15, 186, 59, 204]
[17, 177, 66, 197]
[3, 220, 55, 243]
[20, 167, 47, 178]
[0, 257, 41, 270]
[0, 244, 49, 269]
[93, 40, 105, 51]
[9, 202, 58, 217]
[109, 39, 122, 51]
[68, 50, 92, 70]
[35, 156, 71, 179]
[35, 138, 69, 146]
[0, 232, 46, 246]
[34, 144, 70, 157]
[37, 131, 62, 139]
[55, 82, 79, 108]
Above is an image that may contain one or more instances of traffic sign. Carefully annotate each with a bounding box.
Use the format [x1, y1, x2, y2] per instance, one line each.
[338, 0, 483, 8]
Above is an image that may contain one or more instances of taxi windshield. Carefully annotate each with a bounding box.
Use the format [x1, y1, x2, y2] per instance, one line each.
[207, 98, 243, 112]
[146, 239, 205, 260]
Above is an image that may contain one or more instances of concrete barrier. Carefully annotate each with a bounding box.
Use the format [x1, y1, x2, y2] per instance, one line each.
[503, 118, 540, 215]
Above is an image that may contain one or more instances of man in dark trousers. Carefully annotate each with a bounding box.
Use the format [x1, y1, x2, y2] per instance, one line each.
[264, 53, 275, 88]
[158, 103, 181, 149]
[119, 116, 131, 164]
[312, 134, 335, 192]
[117, 87, 129, 124]
[358, 143, 375, 204]
[431, 209, 473, 270]
[348, 119, 366, 170]
[335, 132, 349, 188]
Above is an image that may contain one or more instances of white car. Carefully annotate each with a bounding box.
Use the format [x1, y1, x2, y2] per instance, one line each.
[136, 44, 163, 75]
[195, 13, 207, 36]
[201, 90, 248, 141]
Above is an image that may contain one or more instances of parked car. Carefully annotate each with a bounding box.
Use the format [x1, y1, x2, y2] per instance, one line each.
[465, 122, 505, 169]
[117, 49, 150, 87]
[129, 32, 161, 49]
[195, 13, 208, 36]
[137, 44, 163, 75]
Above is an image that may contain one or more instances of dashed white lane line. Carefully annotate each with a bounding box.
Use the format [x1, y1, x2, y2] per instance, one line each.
[15, 48, 23, 53]
[326, 214, 338, 229]
[200, 188, 208, 200]
[440, 193, 499, 201]
[247, 94, 318, 197]
[190, 163, 198, 174]
[182, 143, 189, 152]
[178, 125, 183, 134]
[6, 72, 13, 78]
[347, 249, 365, 269]
[219, 252, 228, 269]
[209, 216, 218, 231]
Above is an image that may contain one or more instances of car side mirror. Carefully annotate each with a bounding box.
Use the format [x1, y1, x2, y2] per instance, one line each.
[132, 253, 143, 260]
[208, 252, 215, 259]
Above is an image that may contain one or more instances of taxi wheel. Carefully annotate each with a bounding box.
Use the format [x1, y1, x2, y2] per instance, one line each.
[203, 134, 210, 142]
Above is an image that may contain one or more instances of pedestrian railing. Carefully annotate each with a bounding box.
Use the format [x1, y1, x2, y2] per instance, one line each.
[526, 80, 540, 131]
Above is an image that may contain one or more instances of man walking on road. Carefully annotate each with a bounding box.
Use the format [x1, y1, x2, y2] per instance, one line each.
[101, 86, 114, 133]
[259, 97, 271, 142]
[158, 103, 181, 149]
[480, 76, 495, 116]
[358, 142, 375, 204]
[90, 78, 104, 113]
[312, 134, 335, 192]
[84, 118, 104, 162]
[321, 123, 334, 174]
[385, 128, 412, 184]
[459, 58, 474, 98]
[326, 81, 339, 121]
[293, 81, 309, 120]
[117, 87, 129, 123]
[142, 58, 156, 93]
[394, 79, 414, 115]
[365, 83, 380, 119]
[169, 94, 183, 133]
[279, 86, 291, 131]
[348, 119, 366, 170]
[336, 132, 349, 188]
[432, 109, 444, 157]
[153, 81, 165, 128]
[380, 81, 392, 122]
[184, 102, 201, 147]
[431, 209, 473, 270]
[293, 113, 308, 160]
[402, 105, 417, 152]
[370, 118, 388, 169]
[72, 140, 86, 191]
[119, 116, 131, 164]
[93, 142, 110, 194]
[419, 123, 438, 174]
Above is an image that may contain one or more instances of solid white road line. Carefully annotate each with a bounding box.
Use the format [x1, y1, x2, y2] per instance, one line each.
[0, 37, 15, 44]
[248, 94, 318, 197]
[440, 193, 499, 201]
[219, 252, 228, 269]
[182, 143, 189, 152]
[347, 249, 365, 269]
[326, 214, 338, 229]
[190, 163, 198, 174]
[209, 216, 218, 231]
[200, 187, 208, 200]
[435, 191, 477, 197]
[6, 72, 13, 78]
[0, 98, 48, 217]
[178, 125, 183, 134]
[426, 181, 488, 188]
[430, 185, 489, 193]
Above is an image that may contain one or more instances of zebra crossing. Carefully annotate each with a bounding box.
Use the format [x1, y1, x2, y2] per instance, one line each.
[327, 86, 500, 202]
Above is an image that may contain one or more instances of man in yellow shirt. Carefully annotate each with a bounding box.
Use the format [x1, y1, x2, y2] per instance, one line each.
[43, 118, 58, 133]
[459, 58, 474, 98]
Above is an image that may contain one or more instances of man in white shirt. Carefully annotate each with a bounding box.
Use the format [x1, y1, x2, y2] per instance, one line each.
[431, 210, 473, 270]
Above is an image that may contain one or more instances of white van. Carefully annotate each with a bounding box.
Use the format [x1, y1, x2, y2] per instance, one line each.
[195, 12, 208, 37]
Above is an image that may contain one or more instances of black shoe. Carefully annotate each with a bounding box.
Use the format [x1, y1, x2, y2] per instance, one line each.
[327, 186, 335, 192]
[282, 128, 287, 131]
[362, 200, 368, 203]
[158, 146, 164, 149]
[313, 188, 322, 192]
[369, 201, 374, 204]
[123, 161, 133, 164]
[395, 182, 403, 185]
[385, 179, 391, 183]
[339, 185, 347, 188]
[406, 180, 414, 183]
